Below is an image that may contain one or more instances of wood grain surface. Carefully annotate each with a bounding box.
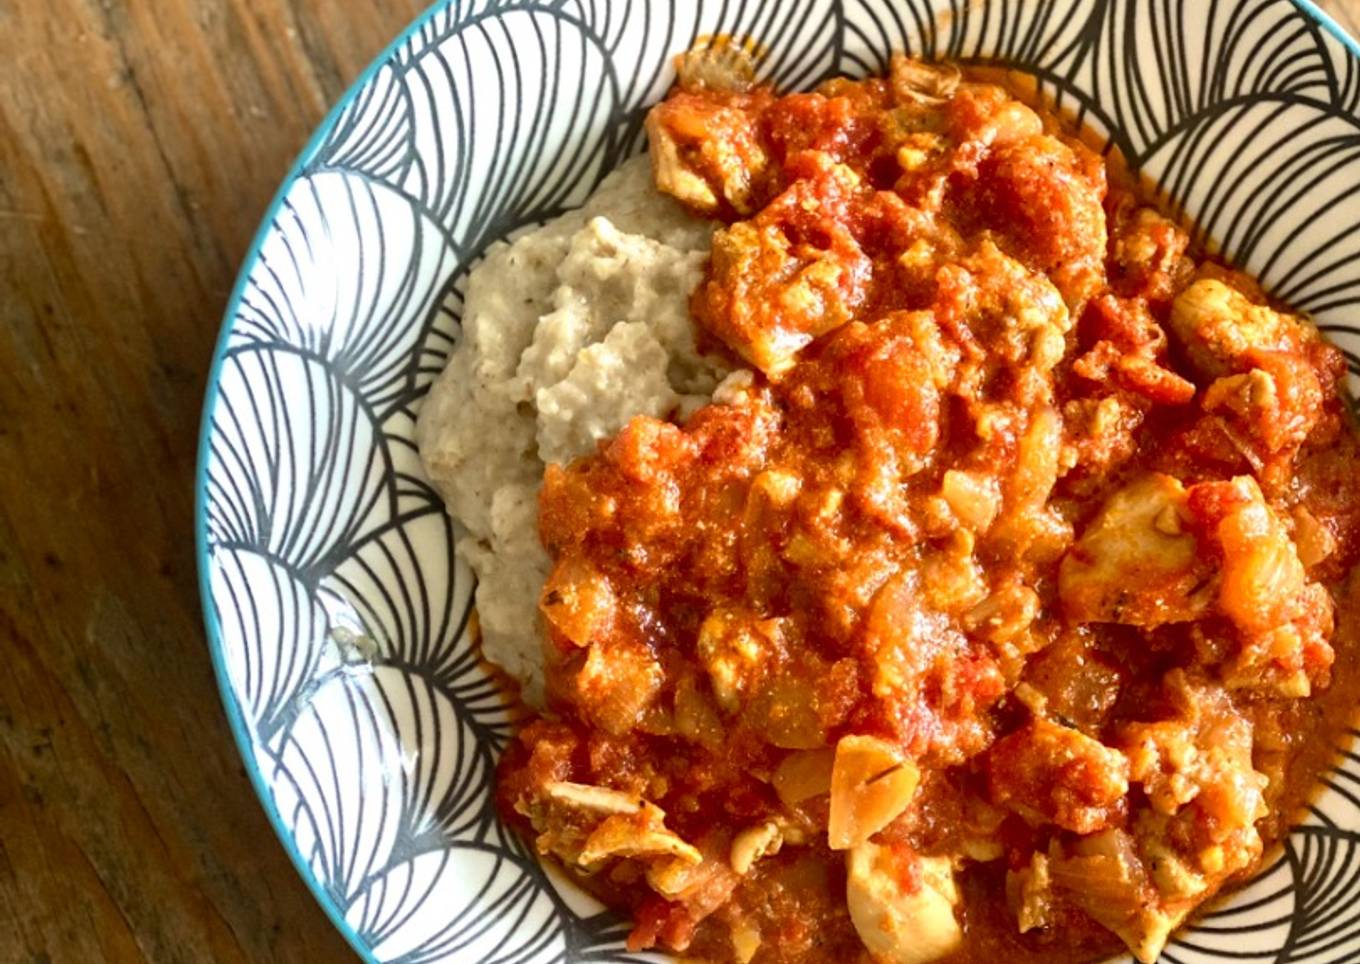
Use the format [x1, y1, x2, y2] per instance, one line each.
[1, 2, 1358, 962]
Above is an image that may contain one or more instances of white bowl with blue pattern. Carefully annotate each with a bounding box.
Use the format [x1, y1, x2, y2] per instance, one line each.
[197, 2, 1360, 961]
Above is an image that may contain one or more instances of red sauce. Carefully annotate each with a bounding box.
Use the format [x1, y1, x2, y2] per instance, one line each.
[496, 55, 1360, 964]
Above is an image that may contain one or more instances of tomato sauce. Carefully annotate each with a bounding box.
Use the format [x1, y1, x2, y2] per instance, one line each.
[496, 54, 1360, 964]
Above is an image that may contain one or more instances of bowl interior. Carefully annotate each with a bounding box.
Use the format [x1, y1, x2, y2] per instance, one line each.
[198, 1, 1360, 961]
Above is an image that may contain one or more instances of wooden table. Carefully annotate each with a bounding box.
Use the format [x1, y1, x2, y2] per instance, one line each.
[1, 2, 1358, 962]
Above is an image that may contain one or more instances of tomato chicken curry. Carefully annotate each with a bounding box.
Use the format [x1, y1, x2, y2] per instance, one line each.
[495, 53, 1360, 964]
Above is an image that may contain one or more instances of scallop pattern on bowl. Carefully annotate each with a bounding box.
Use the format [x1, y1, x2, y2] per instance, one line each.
[197, 1, 1360, 961]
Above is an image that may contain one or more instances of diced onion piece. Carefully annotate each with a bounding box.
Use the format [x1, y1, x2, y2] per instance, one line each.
[730, 918, 762, 964]
[540, 558, 616, 646]
[940, 469, 1000, 531]
[992, 406, 1073, 562]
[751, 467, 802, 506]
[773, 748, 835, 806]
[1292, 505, 1336, 568]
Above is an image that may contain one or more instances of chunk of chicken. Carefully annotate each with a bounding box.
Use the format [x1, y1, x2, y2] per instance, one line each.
[1117, 672, 1268, 875]
[1108, 205, 1192, 303]
[1005, 851, 1054, 933]
[1188, 476, 1335, 695]
[1047, 829, 1188, 964]
[985, 717, 1129, 833]
[889, 55, 961, 105]
[1202, 352, 1323, 456]
[674, 38, 758, 93]
[828, 734, 921, 850]
[645, 88, 773, 216]
[578, 802, 703, 867]
[847, 842, 962, 964]
[991, 407, 1073, 563]
[1169, 278, 1304, 377]
[544, 780, 641, 815]
[1060, 473, 1212, 626]
[691, 157, 872, 375]
[1014, 674, 1269, 963]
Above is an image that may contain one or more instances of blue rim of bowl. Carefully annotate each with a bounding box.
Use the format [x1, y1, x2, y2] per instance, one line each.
[194, 3, 1360, 963]
[1294, 0, 1360, 60]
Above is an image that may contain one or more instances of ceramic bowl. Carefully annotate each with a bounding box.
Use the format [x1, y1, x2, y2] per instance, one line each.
[197, 1, 1360, 960]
